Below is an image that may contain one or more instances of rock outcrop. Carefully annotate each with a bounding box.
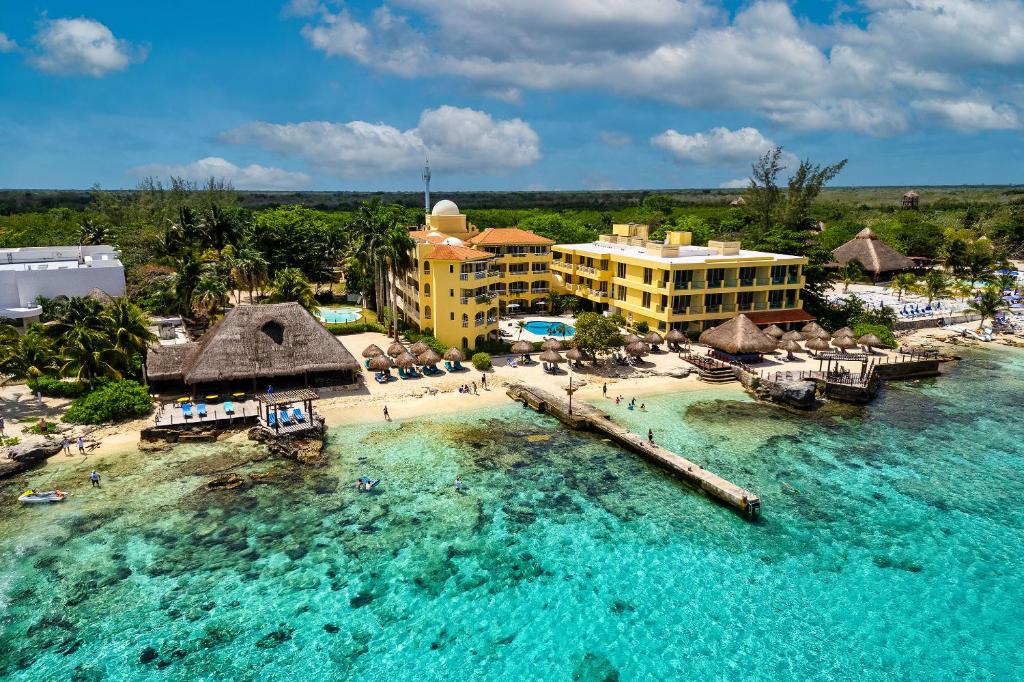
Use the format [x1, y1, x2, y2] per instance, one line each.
[761, 379, 818, 410]
[1, 441, 63, 479]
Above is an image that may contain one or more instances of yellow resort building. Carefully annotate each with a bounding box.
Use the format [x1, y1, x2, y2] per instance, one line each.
[551, 223, 810, 333]
[390, 200, 554, 350]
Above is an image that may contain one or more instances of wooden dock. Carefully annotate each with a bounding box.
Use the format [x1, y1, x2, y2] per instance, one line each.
[507, 384, 761, 517]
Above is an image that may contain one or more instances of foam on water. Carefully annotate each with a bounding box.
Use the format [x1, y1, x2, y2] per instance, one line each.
[1, 348, 1023, 680]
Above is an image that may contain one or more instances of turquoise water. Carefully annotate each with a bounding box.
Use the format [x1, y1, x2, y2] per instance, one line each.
[318, 307, 361, 324]
[2, 348, 1023, 680]
[524, 320, 575, 337]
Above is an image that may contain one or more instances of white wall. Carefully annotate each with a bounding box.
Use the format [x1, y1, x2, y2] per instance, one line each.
[0, 266, 126, 308]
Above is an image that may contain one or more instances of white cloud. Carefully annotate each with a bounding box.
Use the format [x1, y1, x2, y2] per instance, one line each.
[30, 18, 146, 77]
[719, 178, 750, 189]
[0, 32, 16, 53]
[911, 99, 1021, 130]
[651, 126, 780, 165]
[483, 87, 523, 105]
[131, 157, 312, 190]
[282, 0, 323, 18]
[599, 131, 632, 147]
[291, 0, 1024, 136]
[221, 106, 541, 178]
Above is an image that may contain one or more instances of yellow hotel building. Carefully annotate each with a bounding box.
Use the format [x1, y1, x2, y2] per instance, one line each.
[551, 223, 809, 333]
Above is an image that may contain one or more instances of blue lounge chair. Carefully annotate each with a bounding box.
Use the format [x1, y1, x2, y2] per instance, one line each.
[292, 407, 305, 422]
[224, 401, 234, 415]
[197, 402, 208, 418]
[267, 411, 277, 428]
[279, 410, 292, 425]
[182, 402, 194, 419]
[398, 367, 409, 379]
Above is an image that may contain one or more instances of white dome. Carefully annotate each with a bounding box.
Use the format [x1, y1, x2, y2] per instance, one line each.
[441, 236, 465, 246]
[431, 199, 460, 216]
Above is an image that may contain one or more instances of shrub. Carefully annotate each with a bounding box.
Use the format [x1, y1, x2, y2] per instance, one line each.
[28, 375, 89, 399]
[27, 421, 59, 435]
[633, 321, 650, 334]
[325, 321, 385, 335]
[403, 330, 448, 354]
[471, 352, 492, 371]
[2, 437, 19, 446]
[63, 380, 154, 425]
[852, 323, 897, 349]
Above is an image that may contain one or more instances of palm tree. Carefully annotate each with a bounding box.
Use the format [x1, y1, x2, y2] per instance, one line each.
[229, 245, 269, 304]
[173, 255, 203, 317]
[838, 260, 865, 293]
[102, 298, 156, 372]
[269, 268, 318, 314]
[6, 328, 57, 382]
[950, 280, 975, 303]
[515, 320, 527, 340]
[191, 275, 229, 322]
[44, 296, 105, 339]
[59, 323, 121, 383]
[78, 217, 107, 245]
[380, 223, 414, 338]
[915, 270, 951, 305]
[351, 198, 402, 315]
[885, 272, 916, 301]
[967, 285, 1009, 328]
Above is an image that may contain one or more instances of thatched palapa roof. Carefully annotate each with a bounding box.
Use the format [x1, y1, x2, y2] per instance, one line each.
[539, 349, 565, 363]
[395, 352, 417, 368]
[832, 336, 857, 349]
[644, 332, 664, 345]
[511, 340, 533, 354]
[417, 349, 441, 365]
[763, 324, 785, 338]
[804, 336, 831, 351]
[857, 333, 885, 348]
[409, 341, 430, 356]
[362, 344, 384, 358]
[831, 228, 915, 274]
[387, 341, 407, 357]
[780, 330, 803, 342]
[146, 303, 357, 385]
[541, 338, 563, 351]
[833, 326, 854, 338]
[444, 348, 465, 362]
[698, 314, 777, 355]
[800, 321, 827, 338]
[665, 329, 686, 343]
[368, 355, 393, 371]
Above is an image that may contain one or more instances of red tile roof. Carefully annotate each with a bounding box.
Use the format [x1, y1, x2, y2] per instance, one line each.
[409, 230, 448, 244]
[427, 244, 495, 261]
[467, 228, 554, 246]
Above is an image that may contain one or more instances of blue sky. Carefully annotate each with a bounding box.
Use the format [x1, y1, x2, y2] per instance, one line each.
[0, 1, 1021, 191]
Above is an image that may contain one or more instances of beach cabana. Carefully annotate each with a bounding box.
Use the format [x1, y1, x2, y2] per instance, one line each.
[623, 333, 642, 347]
[387, 341, 407, 358]
[830, 228, 915, 281]
[145, 303, 357, 394]
[395, 352, 419, 378]
[644, 331, 664, 351]
[780, 330, 803, 343]
[779, 339, 802, 361]
[444, 348, 465, 371]
[538, 348, 565, 373]
[763, 324, 785, 339]
[541, 338, 563, 351]
[367, 355, 393, 370]
[699, 314, 777, 362]
[665, 328, 687, 351]
[625, 341, 650, 359]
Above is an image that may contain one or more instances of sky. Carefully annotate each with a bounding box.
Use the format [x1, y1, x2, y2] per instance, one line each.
[0, 1, 1022, 192]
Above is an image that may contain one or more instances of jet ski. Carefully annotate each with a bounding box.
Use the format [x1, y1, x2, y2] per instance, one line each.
[18, 489, 68, 504]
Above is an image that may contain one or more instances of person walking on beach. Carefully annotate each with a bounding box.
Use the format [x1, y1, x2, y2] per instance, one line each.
[0, 415, 5, 437]
[383, 405, 390, 421]
[77, 436, 85, 455]
[602, 383, 607, 398]
[481, 374, 487, 389]
[472, 381, 477, 395]
[648, 429, 654, 444]
[90, 470, 100, 487]
[61, 437, 70, 455]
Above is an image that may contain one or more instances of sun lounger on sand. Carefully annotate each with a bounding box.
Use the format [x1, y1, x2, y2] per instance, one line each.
[292, 407, 305, 422]
[224, 401, 234, 415]
[182, 403, 194, 418]
[267, 411, 277, 427]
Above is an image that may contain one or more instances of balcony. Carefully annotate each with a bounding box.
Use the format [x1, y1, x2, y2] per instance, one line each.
[771, 278, 785, 285]
[671, 307, 687, 315]
[655, 305, 665, 313]
[722, 304, 736, 313]
[706, 280, 723, 289]
[487, 316, 497, 324]
[687, 306, 705, 315]
[510, 252, 528, 258]
[460, 297, 469, 304]
[474, 271, 489, 280]
[769, 300, 784, 309]
[724, 279, 737, 288]
[691, 281, 705, 290]
[509, 288, 528, 295]
[474, 319, 487, 327]
[531, 268, 549, 274]
[459, 273, 469, 281]
[787, 275, 802, 285]
[475, 293, 495, 304]
[674, 281, 691, 290]
[462, 321, 469, 328]
[577, 265, 597, 275]
[531, 287, 549, 294]
[705, 304, 722, 314]
[737, 302, 754, 311]
[740, 278, 755, 287]
[756, 277, 770, 286]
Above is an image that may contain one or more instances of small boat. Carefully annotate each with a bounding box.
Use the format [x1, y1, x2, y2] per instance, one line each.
[18, 489, 68, 504]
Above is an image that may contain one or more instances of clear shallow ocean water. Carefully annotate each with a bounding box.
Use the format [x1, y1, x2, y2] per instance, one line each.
[1, 348, 1023, 681]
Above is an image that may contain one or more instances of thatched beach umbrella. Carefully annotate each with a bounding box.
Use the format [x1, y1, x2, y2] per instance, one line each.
[832, 335, 857, 350]
[665, 328, 686, 348]
[394, 352, 417, 368]
[409, 341, 430, 356]
[780, 339, 802, 360]
[780, 330, 803, 342]
[539, 349, 565, 364]
[833, 327, 854, 338]
[625, 341, 649, 358]
[763, 324, 785, 339]
[511, 340, 533, 355]
[362, 344, 384, 358]
[444, 348, 464, 362]
[644, 331, 664, 351]
[804, 336, 831, 353]
[367, 355, 393, 371]
[541, 338, 563, 351]
[800, 321, 827, 339]
[387, 341, 407, 357]
[417, 349, 441, 366]
[698, 314, 777, 356]
[857, 333, 885, 352]
[565, 347, 585, 368]
[623, 333, 642, 346]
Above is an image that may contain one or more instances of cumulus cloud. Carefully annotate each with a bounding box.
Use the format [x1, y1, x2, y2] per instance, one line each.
[30, 17, 146, 77]
[221, 106, 541, 178]
[651, 126, 785, 166]
[911, 98, 1021, 130]
[599, 131, 632, 147]
[131, 157, 312, 190]
[0, 32, 16, 53]
[291, 0, 1024, 136]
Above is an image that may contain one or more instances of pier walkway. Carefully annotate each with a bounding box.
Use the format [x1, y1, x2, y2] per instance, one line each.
[507, 384, 760, 517]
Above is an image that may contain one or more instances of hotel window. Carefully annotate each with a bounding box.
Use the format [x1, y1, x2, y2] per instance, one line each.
[424, 284, 430, 295]
[671, 295, 690, 312]
[737, 292, 754, 310]
[642, 291, 651, 308]
[674, 270, 693, 288]
[450, 312, 455, 321]
[617, 263, 626, 278]
[704, 293, 723, 308]
[739, 267, 756, 285]
[707, 267, 725, 286]
[771, 265, 786, 283]
[424, 262, 430, 274]
[450, 265, 455, 273]
[768, 290, 784, 307]
[450, 289, 454, 297]
[616, 285, 627, 301]
[565, 275, 573, 284]
[643, 267, 652, 285]
[424, 306, 432, 320]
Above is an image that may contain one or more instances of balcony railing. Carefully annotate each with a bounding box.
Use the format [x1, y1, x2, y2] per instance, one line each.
[460, 297, 469, 304]
[691, 281, 705, 290]
[705, 304, 722, 314]
[509, 288, 528, 294]
[722, 304, 736, 313]
[687, 306, 705, 315]
[756, 277, 770, 285]
[769, 301, 784, 309]
[724, 279, 737, 288]
[675, 281, 690, 290]
[459, 273, 469, 280]
[475, 319, 487, 327]
[475, 271, 489, 280]
[510, 252, 527, 258]
[771, 277, 785, 285]
[788, 275, 802, 284]
[737, 302, 754, 311]
[532, 268, 549, 274]
[487, 317, 497, 324]
[531, 287, 549, 294]
[475, 294, 494, 304]
[740, 278, 755, 287]
[655, 305, 665, 313]
[461, 321, 469, 328]
[706, 280, 723, 289]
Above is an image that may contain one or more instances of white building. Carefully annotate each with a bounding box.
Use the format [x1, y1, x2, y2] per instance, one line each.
[0, 245, 126, 330]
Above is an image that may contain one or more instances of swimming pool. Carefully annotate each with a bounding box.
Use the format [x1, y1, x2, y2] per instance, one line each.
[318, 306, 362, 324]
[523, 320, 576, 337]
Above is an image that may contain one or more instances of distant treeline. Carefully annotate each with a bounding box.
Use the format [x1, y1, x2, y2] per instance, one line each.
[2, 185, 1022, 214]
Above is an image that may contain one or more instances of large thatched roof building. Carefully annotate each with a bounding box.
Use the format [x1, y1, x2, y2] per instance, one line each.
[146, 303, 357, 392]
[831, 228, 915, 279]
[698, 314, 777, 358]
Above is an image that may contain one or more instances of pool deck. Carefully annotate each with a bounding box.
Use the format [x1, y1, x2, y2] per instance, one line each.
[500, 315, 576, 343]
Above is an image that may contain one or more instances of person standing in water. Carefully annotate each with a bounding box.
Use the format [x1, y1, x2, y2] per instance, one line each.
[455, 476, 463, 492]
[90, 470, 100, 487]
[648, 429, 654, 444]
[77, 435, 85, 455]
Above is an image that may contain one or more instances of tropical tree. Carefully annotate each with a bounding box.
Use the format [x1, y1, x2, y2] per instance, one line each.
[572, 312, 623, 365]
[967, 285, 1009, 328]
[515, 320, 527, 340]
[838, 259, 866, 293]
[350, 198, 403, 315]
[173, 255, 203, 316]
[190, 275, 228, 322]
[951, 280, 975, 302]
[886, 272, 917, 301]
[59, 323, 121, 383]
[380, 223, 414, 338]
[78, 217, 107, 245]
[914, 270, 951, 305]
[102, 298, 156, 373]
[1, 327, 57, 382]
[268, 267, 318, 314]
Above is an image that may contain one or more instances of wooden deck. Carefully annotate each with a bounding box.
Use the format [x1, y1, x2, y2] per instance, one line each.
[154, 399, 259, 427]
[507, 384, 760, 517]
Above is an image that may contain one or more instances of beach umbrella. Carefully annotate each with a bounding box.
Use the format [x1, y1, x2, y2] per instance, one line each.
[625, 341, 650, 357]
[361, 344, 384, 358]
[833, 327, 854, 338]
[409, 341, 430, 356]
[665, 328, 686, 344]
[417, 349, 441, 366]
[804, 336, 831, 352]
[780, 339, 802, 360]
[541, 338, 563, 351]
[444, 347, 465, 362]
[538, 349, 565, 364]
[511, 340, 533, 355]
[367, 355, 393, 371]
[644, 331, 664, 347]
[623, 333, 642, 346]
[857, 333, 885, 351]
[387, 341, 407, 357]
[565, 347, 584, 362]
[832, 336, 857, 350]
[811, 328, 831, 340]
[763, 324, 785, 339]
[800, 321, 827, 339]
[394, 352, 417, 368]
[780, 330, 803, 342]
